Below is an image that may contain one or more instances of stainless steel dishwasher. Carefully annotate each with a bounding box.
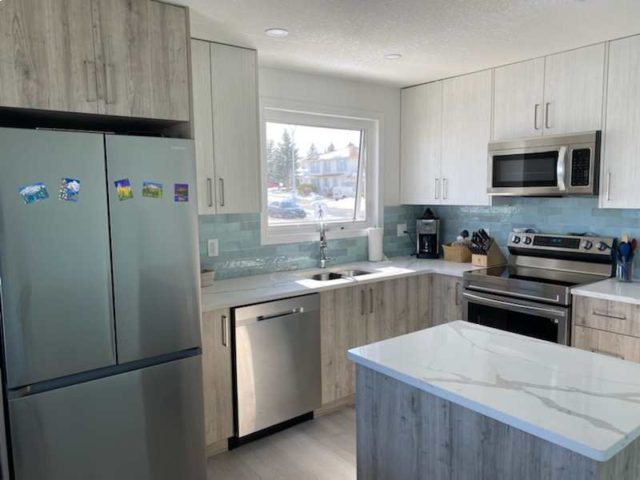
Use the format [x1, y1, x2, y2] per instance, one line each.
[232, 294, 321, 442]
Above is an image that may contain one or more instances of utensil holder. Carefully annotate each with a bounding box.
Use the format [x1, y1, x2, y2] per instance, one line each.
[616, 259, 633, 282]
[442, 244, 472, 263]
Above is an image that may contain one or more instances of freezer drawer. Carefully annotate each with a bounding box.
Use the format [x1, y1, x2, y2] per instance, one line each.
[105, 135, 201, 363]
[9, 355, 206, 480]
[0, 128, 116, 388]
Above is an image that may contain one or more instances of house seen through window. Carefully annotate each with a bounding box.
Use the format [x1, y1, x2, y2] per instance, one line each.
[265, 122, 367, 227]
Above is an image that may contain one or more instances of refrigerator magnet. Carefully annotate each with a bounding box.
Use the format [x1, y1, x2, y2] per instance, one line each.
[18, 182, 49, 205]
[174, 183, 189, 202]
[114, 179, 134, 201]
[59, 178, 81, 202]
[142, 181, 163, 199]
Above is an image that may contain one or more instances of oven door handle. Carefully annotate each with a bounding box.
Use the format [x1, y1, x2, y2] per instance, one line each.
[466, 284, 561, 304]
[462, 292, 567, 318]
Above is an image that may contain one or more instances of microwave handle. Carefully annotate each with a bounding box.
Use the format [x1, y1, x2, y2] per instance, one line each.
[557, 146, 568, 192]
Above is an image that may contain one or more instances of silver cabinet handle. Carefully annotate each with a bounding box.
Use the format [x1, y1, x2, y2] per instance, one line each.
[534, 104, 541, 130]
[545, 102, 551, 129]
[360, 290, 366, 316]
[206, 177, 213, 207]
[369, 288, 374, 314]
[435, 178, 440, 199]
[442, 178, 448, 200]
[221, 315, 229, 347]
[606, 171, 612, 202]
[592, 310, 627, 320]
[219, 178, 225, 207]
[104, 63, 116, 105]
[84, 60, 97, 102]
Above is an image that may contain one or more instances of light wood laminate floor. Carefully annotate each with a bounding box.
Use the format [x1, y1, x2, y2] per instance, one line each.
[207, 407, 356, 480]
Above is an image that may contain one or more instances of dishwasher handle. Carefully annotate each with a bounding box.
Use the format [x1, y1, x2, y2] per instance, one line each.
[257, 308, 304, 322]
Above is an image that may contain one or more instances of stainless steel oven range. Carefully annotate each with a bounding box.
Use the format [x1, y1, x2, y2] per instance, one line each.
[463, 233, 614, 344]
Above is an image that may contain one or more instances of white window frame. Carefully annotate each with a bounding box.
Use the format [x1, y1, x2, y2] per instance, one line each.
[260, 98, 381, 246]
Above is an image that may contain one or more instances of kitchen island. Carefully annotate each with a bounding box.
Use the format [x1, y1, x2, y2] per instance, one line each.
[348, 321, 640, 479]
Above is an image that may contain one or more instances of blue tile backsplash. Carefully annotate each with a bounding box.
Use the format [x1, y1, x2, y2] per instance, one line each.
[200, 198, 640, 280]
[199, 206, 419, 280]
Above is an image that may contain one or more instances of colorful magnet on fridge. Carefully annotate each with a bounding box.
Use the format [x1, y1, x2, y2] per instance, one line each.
[174, 183, 189, 202]
[142, 181, 163, 199]
[114, 178, 134, 201]
[59, 178, 81, 202]
[18, 182, 49, 205]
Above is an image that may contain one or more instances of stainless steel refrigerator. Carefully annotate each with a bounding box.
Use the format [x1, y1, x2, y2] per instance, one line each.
[0, 128, 206, 480]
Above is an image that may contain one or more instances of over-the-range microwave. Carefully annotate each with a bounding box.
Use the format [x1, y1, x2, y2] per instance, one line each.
[487, 131, 600, 197]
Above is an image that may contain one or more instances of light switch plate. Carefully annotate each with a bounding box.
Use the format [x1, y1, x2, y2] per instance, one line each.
[397, 224, 407, 237]
[207, 239, 219, 257]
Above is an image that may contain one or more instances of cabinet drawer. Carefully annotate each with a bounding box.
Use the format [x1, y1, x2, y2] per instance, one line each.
[573, 325, 640, 363]
[573, 296, 640, 338]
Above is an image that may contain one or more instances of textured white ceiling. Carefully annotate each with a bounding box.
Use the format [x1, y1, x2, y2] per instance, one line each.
[180, 0, 640, 87]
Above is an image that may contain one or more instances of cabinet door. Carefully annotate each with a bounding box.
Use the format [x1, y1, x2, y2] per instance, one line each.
[191, 40, 217, 215]
[210, 43, 261, 214]
[147, 1, 190, 121]
[601, 35, 640, 209]
[202, 309, 233, 450]
[400, 82, 443, 204]
[320, 286, 367, 404]
[573, 325, 640, 363]
[441, 70, 492, 206]
[92, 0, 189, 121]
[431, 274, 464, 326]
[543, 44, 605, 134]
[0, 0, 98, 113]
[493, 58, 545, 140]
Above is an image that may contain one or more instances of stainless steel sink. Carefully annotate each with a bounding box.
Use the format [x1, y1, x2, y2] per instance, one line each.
[307, 269, 372, 282]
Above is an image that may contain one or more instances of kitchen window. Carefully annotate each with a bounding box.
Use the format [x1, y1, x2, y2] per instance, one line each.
[261, 104, 379, 245]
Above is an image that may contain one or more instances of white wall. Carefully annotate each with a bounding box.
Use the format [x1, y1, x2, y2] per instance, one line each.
[258, 67, 402, 206]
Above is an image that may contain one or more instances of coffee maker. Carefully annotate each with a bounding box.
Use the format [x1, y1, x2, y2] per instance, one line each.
[416, 209, 440, 259]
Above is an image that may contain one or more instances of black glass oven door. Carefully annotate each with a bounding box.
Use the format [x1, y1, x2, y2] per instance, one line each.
[463, 291, 569, 344]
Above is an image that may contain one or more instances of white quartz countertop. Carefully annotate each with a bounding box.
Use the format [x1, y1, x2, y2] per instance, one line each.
[348, 321, 640, 462]
[201, 257, 482, 311]
[572, 278, 640, 305]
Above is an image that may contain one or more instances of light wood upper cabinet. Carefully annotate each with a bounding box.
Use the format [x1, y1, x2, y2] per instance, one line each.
[192, 40, 261, 215]
[601, 34, 640, 209]
[0, 0, 98, 113]
[543, 44, 605, 134]
[201, 308, 233, 452]
[400, 82, 442, 204]
[441, 70, 492, 206]
[0, 0, 189, 121]
[91, 0, 189, 120]
[493, 58, 545, 140]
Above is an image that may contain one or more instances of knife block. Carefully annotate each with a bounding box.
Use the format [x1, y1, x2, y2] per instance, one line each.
[471, 242, 506, 267]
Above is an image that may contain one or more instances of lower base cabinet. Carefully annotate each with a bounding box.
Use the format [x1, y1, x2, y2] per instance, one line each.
[430, 274, 464, 325]
[201, 308, 233, 454]
[320, 274, 432, 405]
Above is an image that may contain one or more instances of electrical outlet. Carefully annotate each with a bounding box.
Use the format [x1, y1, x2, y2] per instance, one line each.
[207, 239, 219, 257]
[397, 224, 407, 237]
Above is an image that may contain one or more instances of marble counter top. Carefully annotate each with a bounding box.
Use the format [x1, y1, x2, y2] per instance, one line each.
[201, 257, 483, 311]
[348, 321, 640, 462]
[572, 278, 640, 305]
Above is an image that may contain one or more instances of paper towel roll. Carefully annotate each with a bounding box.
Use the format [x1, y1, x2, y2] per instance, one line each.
[368, 227, 384, 262]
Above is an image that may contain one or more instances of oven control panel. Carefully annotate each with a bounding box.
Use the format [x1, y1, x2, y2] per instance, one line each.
[508, 234, 614, 255]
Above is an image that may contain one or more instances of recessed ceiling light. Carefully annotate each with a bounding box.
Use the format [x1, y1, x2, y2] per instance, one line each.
[384, 53, 402, 60]
[265, 28, 289, 38]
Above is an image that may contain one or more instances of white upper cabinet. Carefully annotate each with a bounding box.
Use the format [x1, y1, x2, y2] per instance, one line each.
[191, 40, 261, 215]
[600, 35, 640, 209]
[493, 58, 545, 140]
[441, 70, 492, 206]
[400, 82, 442, 204]
[493, 44, 606, 141]
[543, 44, 605, 135]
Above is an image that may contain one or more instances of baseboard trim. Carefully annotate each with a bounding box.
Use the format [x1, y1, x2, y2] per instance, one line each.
[206, 438, 229, 458]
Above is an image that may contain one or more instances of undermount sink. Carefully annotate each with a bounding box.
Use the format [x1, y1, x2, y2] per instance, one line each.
[307, 269, 372, 282]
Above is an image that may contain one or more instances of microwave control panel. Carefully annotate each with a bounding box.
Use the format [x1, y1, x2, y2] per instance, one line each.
[570, 148, 591, 187]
